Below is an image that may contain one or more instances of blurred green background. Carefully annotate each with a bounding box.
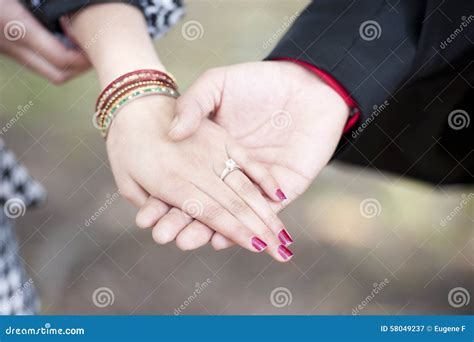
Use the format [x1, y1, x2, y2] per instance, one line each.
[0, 0, 472, 314]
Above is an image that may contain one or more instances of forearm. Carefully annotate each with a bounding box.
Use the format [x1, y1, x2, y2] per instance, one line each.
[67, 3, 165, 86]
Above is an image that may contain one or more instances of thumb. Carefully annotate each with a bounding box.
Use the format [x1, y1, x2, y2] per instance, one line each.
[168, 69, 224, 141]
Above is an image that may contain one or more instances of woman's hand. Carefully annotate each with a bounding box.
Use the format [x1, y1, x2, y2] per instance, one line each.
[139, 61, 349, 250]
[106, 95, 293, 262]
[66, 2, 293, 260]
[0, 0, 90, 83]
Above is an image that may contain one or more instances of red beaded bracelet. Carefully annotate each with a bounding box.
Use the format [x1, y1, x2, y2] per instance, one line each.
[97, 77, 174, 121]
[96, 69, 177, 109]
[95, 79, 173, 128]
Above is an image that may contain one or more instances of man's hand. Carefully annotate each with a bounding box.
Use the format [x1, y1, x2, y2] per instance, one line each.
[0, 0, 90, 84]
[139, 61, 350, 250]
[170, 61, 350, 204]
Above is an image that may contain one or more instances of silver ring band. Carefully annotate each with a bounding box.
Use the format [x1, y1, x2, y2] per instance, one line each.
[220, 159, 241, 181]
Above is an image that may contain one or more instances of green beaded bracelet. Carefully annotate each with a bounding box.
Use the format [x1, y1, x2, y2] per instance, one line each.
[100, 86, 180, 138]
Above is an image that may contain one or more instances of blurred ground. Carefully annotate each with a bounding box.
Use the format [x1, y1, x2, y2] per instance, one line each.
[0, 0, 472, 315]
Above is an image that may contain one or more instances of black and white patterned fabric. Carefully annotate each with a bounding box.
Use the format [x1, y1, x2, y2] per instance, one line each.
[138, 0, 185, 38]
[0, 139, 46, 209]
[0, 212, 39, 315]
[1, 0, 184, 315]
[0, 139, 44, 315]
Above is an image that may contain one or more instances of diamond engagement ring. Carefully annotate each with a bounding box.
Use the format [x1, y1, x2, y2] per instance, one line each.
[220, 159, 241, 181]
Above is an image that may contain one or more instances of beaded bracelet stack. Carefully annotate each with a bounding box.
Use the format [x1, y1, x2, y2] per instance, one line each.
[94, 69, 179, 138]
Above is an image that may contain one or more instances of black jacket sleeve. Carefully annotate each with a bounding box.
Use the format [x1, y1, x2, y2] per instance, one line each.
[268, 0, 474, 184]
[268, 0, 425, 118]
[22, 0, 184, 38]
[22, 0, 142, 32]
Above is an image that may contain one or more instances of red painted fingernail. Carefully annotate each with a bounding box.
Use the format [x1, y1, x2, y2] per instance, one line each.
[278, 245, 294, 260]
[252, 237, 268, 252]
[278, 229, 294, 246]
[276, 189, 287, 201]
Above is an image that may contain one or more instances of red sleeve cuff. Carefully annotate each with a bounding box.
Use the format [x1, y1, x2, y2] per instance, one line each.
[273, 58, 360, 134]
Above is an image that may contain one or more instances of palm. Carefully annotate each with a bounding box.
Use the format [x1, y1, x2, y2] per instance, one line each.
[212, 62, 348, 207]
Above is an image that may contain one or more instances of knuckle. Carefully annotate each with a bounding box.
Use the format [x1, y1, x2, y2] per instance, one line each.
[181, 198, 204, 218]
[228, 198, 248, 215]
[238, 181, 256, 196]
[203, 203, 223, 221]
[225, 223, 243, 238]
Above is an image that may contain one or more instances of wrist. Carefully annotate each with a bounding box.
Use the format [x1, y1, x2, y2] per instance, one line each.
[276, 60, 350, 120]
[273, 59, 357, 134]
[95, 69, 178, 138]
[106, 96, 175, 145]
[67, 3, 165, 86]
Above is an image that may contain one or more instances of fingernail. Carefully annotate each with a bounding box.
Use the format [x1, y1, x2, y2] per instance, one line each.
[252, 236, 268, 252]
[276, 189, 287, 201]
[278, 229, 294, 246]
[278, 245, 294, 261]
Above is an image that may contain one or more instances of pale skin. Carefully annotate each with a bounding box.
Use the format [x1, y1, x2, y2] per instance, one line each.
[4, 1, 349, 256]
[138, 62, 350, 250]
[67, 3, 293, 261]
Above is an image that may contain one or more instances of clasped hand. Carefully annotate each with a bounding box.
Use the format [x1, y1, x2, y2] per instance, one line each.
[106, 61, 350, 262]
